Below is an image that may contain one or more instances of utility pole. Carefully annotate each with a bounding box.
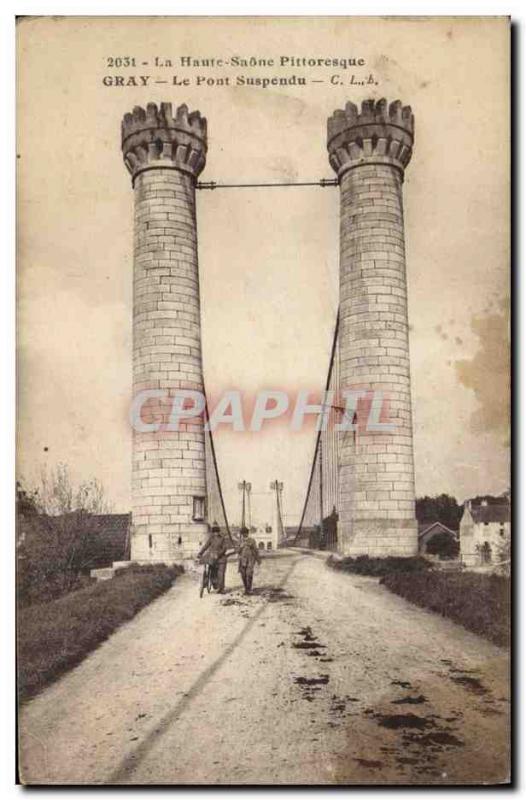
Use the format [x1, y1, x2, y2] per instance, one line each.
[270, 480, 284, 545]
[246, 483, 252, 528]
[238, 481, 251, 529]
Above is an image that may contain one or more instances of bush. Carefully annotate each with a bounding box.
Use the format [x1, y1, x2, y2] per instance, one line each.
[16, 469, 117, 608]
[381, 571, 510, 647]
[327, 554, 432, 577]
[425, 531, 460, 560]
[17, 564, 183, 702]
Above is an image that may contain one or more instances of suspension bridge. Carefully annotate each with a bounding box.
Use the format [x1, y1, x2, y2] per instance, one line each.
[121, 97, 418, 562]
[18, 96, 510, 792]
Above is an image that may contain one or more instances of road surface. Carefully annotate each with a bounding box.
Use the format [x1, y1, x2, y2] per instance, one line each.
[19, 550, 510, 785]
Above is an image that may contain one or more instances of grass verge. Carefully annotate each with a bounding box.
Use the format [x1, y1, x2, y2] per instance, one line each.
[381, 571, 510, 648]
[327, 554, 431, 577]
[18, 563, 183, 702]
[327, 555, 510, 647]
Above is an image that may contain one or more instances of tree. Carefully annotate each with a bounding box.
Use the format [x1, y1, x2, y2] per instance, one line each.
[16, 481, 39, 518]
[425, 531, 460, 560]
[38, 463, 111, 516]
[17, 464, 113, 605]
[495, 534, 511, 577]
[415, 494, 462, 531]
[476, 541, 493, 565]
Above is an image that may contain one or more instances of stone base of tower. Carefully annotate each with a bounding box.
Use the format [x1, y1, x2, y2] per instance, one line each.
[338, 518, 418, 557]
[130, 523, 209, 563]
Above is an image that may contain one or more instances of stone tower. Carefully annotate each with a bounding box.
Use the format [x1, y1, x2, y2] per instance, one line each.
[327, 98, 418, 556]
[121, 102, 209, 561]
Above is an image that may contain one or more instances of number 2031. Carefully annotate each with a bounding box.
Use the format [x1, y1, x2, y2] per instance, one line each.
[106, 57, 136, 68]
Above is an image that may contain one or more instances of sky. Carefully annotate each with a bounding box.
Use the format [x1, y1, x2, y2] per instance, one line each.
[17, 16, 510, 525]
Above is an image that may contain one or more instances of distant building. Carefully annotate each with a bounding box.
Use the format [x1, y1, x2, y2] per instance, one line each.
[459, 499, 511, 568]
[418, 521, 459, 558]
[231, 523, 277, 551]
[253, 523, 277, 551]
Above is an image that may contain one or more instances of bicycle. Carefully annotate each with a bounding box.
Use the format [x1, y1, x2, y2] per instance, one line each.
[199, 561, 214, 598]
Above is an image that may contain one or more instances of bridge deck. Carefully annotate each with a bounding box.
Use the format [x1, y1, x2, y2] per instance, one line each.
[20, 551, 509, 785]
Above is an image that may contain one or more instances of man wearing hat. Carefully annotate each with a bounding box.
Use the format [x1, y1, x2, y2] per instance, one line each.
[237, 526, 261, 595]
[197, 523, 229, 594]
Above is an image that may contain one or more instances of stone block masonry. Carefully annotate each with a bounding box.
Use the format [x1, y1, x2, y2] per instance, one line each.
[327, 99, 418, 556]
[122, 103, 209, 561]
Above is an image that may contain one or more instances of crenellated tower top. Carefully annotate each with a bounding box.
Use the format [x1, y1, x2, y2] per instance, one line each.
[327, 98, 414, 180]
[121, 102, 208, 183]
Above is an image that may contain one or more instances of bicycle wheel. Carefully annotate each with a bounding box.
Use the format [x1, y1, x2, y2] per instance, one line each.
[199, 565, 208, 598]
[207, 567, 213, 593]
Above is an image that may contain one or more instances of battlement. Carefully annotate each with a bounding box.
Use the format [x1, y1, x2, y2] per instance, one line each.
[121, 102, 208, 182]
[327, 98, 414, 179]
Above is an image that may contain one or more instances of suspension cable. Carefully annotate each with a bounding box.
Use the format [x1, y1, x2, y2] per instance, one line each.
[203, 389, 235, 547]
[294, 309, 340, 545]
[197, 178, 338, 190]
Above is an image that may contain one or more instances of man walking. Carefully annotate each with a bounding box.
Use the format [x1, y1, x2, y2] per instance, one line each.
[197, 523, 229, 593]
[238, 526, 261, 595]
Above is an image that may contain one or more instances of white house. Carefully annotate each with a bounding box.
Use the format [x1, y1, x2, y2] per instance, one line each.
[231, 522, 278, 551]
[459, 499, 510, 569]
[252, 523, 278, 551]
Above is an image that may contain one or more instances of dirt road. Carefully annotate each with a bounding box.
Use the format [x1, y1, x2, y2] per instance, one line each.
[19, 550, 510, 785]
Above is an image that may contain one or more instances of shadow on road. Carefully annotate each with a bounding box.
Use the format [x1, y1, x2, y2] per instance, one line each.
[108, 554, 303, 784]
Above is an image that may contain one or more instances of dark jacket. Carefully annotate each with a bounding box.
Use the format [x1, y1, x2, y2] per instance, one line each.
[197, 531, 228, 565]
[238, 536, 261, 569]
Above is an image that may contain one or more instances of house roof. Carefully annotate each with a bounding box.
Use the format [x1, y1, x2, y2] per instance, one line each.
[418, 521, 457, 540]
[470, 504, 510, 524]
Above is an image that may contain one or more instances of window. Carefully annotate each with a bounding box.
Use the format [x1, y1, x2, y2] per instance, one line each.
[192, 496, 206, 521]
[177, 536, 182, 545]
[499, 526, 505, 538]
[267, 542, 272, 550]
[148, 534, 153, 550]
